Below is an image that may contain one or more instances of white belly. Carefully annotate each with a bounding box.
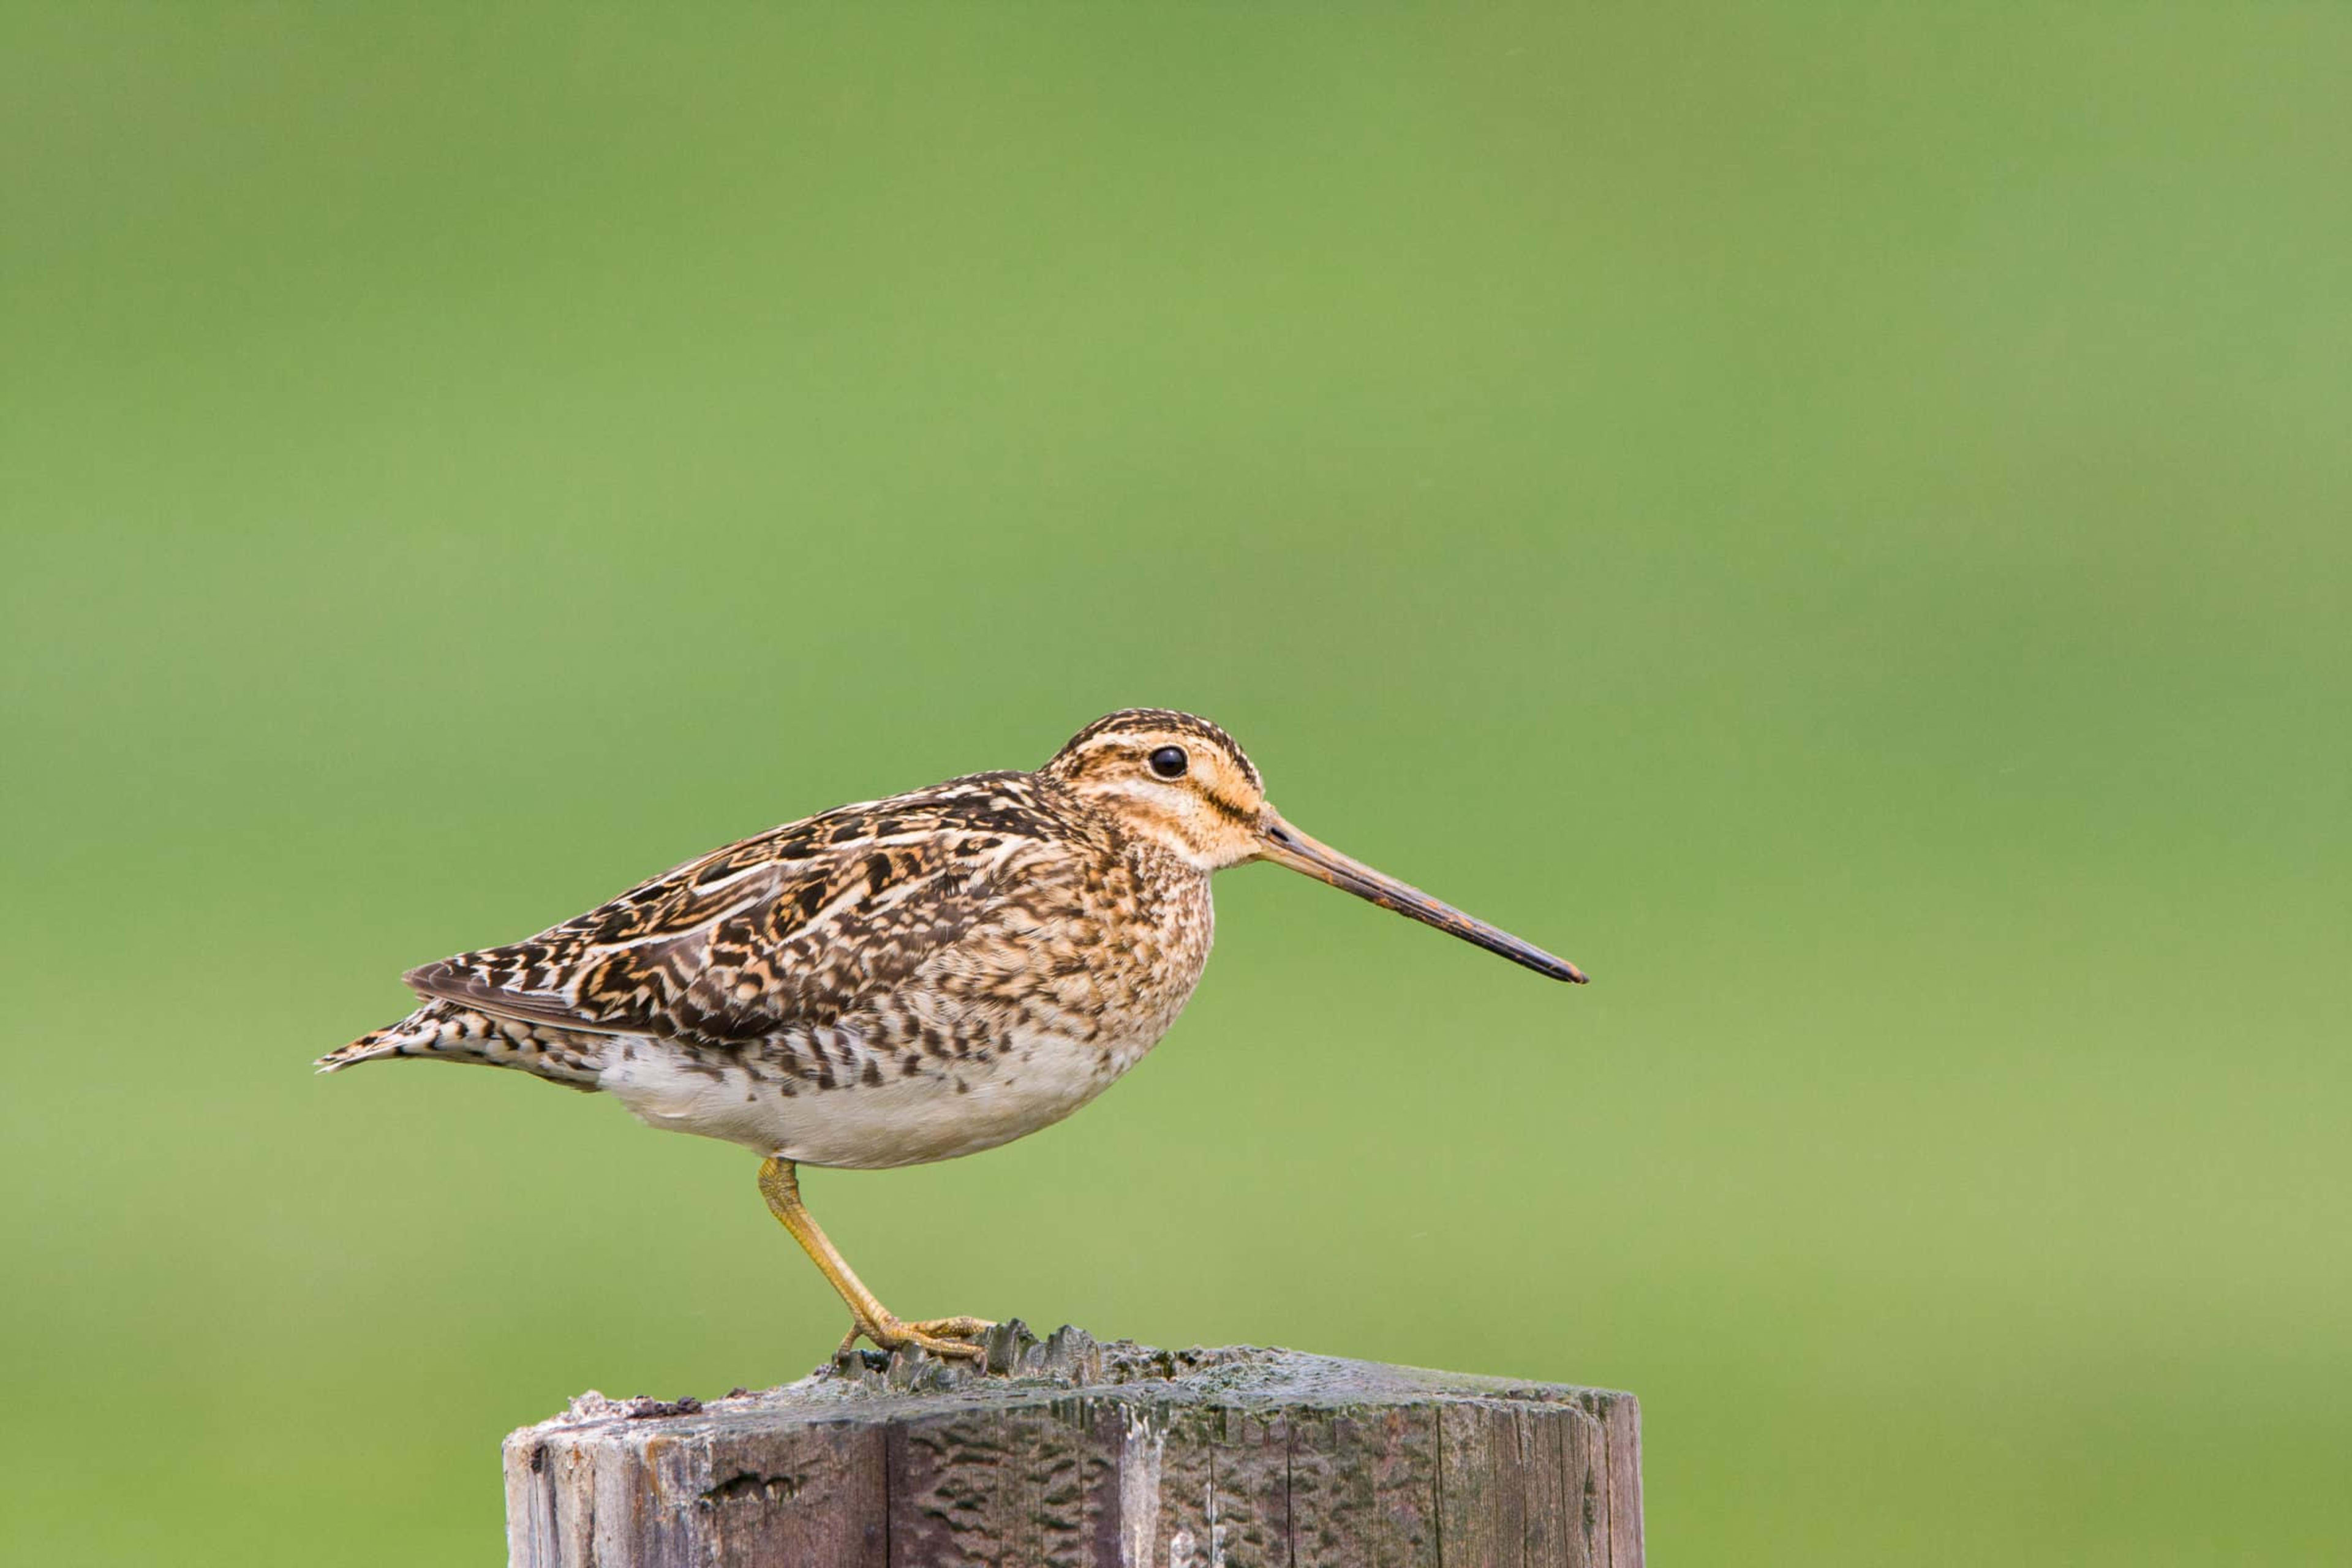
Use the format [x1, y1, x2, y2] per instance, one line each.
[595, 1027, 1152, 1169]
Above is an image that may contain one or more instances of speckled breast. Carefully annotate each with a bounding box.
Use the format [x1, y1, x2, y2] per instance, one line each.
[597, 847, 1216, 1169]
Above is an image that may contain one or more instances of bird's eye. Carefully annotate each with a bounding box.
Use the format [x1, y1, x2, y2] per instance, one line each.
[1148, 745, 1189, 780]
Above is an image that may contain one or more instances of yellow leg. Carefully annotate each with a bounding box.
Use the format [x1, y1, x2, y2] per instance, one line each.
[757, 1157, 992, 1362]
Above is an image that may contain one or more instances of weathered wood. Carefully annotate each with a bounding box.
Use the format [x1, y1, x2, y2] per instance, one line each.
[503, 1324, 1642, 1567]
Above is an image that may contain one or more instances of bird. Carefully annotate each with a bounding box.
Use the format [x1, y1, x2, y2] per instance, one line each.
[318, 709, 1586, 1361]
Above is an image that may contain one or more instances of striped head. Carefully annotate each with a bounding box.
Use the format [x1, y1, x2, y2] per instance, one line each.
[1041, 708, 1589, 983]
[1042, 709, 1267, 872]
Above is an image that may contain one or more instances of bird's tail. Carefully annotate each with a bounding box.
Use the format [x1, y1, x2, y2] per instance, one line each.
[315, 1013, 428, 1072]
[316, 999, 606, 1088]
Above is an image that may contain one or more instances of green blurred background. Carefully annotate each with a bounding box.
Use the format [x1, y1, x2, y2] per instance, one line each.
[5, 4, 2346, 1562]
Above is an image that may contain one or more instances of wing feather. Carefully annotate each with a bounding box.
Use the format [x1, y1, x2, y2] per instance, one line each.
[400, 775, 1092, 1049]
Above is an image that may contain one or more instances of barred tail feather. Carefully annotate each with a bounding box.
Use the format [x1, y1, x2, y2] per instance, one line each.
[315, 1011, 439, 1071]
[315, 1000, 608, 1088]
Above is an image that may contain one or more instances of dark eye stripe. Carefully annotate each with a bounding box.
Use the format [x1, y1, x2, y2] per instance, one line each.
[1200, 791, 1254, 826]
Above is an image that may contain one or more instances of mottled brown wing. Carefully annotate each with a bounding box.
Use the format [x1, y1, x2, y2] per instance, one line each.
[401, 776, 1085, 1049]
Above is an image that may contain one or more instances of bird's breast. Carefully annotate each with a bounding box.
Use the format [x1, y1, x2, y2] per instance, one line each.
[597, 868, 1215, 1169]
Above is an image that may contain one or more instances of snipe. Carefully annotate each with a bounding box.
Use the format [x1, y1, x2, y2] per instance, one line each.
[320, 710, 1586, 1360]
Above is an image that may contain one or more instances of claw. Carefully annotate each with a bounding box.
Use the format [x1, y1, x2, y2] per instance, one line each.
[841, 1311, 993, 1362]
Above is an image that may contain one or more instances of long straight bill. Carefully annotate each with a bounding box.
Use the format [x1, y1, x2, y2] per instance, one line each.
[1253, 807, 1588, 984]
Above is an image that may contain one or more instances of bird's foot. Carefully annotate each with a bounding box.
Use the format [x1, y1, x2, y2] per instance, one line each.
[839, 1312, 993, 1363]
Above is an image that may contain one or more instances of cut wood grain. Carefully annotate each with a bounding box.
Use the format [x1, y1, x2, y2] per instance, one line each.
[503, 1323, 1641, 1567]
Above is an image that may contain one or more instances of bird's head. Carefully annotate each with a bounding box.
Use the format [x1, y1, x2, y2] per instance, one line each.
[1040, 708, 1587, 983]
[1041, 708, 1270, 871]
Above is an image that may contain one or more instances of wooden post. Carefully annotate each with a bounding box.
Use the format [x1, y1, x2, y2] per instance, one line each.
[503, 1322, 1642, 1567]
